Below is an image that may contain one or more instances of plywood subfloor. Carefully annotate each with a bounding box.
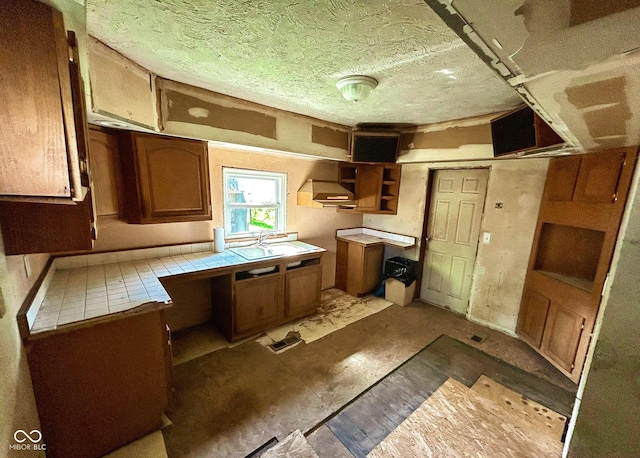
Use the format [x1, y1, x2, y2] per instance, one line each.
[320, 335, 574, 458]
[471, 374, 567, 441]
[367, 378, 563, 458]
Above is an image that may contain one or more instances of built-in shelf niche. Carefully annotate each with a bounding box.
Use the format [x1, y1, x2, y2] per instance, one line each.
[534, 223, 605, 291]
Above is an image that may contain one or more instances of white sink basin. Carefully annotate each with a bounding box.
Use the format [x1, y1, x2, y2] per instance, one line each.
[231, 243, 309, 261]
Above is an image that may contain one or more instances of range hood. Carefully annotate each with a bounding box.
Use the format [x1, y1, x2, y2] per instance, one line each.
[297, 179, 355, 208]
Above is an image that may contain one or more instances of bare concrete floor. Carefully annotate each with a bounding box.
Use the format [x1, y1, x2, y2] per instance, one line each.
[162, 297, 576, 457]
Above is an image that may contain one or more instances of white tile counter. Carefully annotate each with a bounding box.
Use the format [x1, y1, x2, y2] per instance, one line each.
[336, 227, 416, 248]
[28, 240, 324, 334]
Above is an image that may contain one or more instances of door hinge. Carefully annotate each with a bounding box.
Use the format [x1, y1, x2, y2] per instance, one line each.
[602, 272, 611, 296]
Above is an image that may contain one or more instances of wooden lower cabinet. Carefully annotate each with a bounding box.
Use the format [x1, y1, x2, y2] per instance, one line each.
[26, 309, 171, 458]
[285, 264, 322, 320]
[335, 240, 348, 292]
[517, 289, 551, 348]
[541, 303, 586, 373]
[517, 285, 588, 376]
[234, 274, 284, 335]
[335, 240, 384, 296]
[213, 254, 323, 341]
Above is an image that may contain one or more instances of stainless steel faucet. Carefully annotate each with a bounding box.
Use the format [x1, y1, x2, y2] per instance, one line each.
[256, 231, 273, 247]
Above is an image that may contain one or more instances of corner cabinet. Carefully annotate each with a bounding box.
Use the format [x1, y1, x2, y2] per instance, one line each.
[338, 163, 401, 214]
[118, 133, 212, 224]
[516, 147, 638, 382]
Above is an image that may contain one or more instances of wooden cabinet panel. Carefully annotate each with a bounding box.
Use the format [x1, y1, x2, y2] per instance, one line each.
[573, 150, 626, 203]
[0, 190, 95, 255]
[517, 290, 550, 348]
[541, 304, 585, 372]
[119, 133, 211, 223]
[89, 130, 124, 216]
[285, 265, 322, 320]
[338, 163, 401, 215]
[362, 244, 384, 294]
[342, 243, 384, 297]
[335, 240, 348, 292]
[0, 0, 84, 200]
[544, 156, 580, 201]
[355, 165, 383, 211]
[234, 275, 283, 335]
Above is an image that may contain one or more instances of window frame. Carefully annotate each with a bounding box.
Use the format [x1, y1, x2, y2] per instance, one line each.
[222, 167, 287, 239]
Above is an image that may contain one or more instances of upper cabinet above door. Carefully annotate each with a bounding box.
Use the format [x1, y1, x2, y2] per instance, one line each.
[118, 133, 212, 224]
[0, 0, 88, 202]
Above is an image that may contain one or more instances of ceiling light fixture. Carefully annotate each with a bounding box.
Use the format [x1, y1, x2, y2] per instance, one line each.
[336, 75, 378, 102]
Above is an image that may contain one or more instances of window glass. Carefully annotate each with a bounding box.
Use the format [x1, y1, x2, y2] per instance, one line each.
[223, 168, 286, 237]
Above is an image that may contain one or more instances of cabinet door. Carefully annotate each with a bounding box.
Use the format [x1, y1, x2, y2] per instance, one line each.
[355, 165, 383, 211]
[335, 240, 348, 292]
[573, 150, 626, 204]
[544, 156, 580, 202]
[89, 130, 124, 216]
[516, 289, 550, 348]
[286, 265, 321, 320]
[362, 245, 384, 294]
[234, 275, 283, 335]
[1, 0, 83, 200]
[134, 134, 211, 223]
[347, 243, 383, 296]
[0, 189, 95, 255]
[541, 302, 585, 373]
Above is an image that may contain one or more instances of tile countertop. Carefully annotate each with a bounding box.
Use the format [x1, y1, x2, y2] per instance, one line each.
[28, 240, 324, 335]
[336, 227, 416, 249]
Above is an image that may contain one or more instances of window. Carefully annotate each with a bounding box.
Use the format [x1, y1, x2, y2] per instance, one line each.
[223, 168, 286, 238]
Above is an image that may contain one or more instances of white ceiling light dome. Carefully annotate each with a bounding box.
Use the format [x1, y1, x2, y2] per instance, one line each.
[336, 75, 378, 102]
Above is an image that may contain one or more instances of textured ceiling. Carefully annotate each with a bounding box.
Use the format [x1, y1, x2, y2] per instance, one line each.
[86, 0, 522, 127]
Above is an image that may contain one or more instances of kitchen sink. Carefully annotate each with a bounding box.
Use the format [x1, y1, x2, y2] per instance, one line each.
[231, 242, 309, 261]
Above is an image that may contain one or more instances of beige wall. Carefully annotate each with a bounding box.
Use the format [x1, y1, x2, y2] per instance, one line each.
[364, 157, 549, 334]
[94, 144, 362, 289]
[0, 231, 48, 456]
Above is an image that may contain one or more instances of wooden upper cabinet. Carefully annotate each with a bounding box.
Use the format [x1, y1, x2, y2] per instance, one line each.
[118, 133, 211, 224]
[355, 165, 383, 211]
[0, 0, 85, 201]
[89, 130, 124, 217]
[573, 150, 626, 204]
[544, 156, 580, 202]
[543, 149, 632, 205]
[338, 163, 401, 214]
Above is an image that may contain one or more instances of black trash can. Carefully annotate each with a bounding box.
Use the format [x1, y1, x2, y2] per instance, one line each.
[384, 257, 418, 286]
[383, 257, 418, 306]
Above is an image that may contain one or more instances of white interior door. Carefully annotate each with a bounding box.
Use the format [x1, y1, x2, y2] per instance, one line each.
[420, 169, 489, 314]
